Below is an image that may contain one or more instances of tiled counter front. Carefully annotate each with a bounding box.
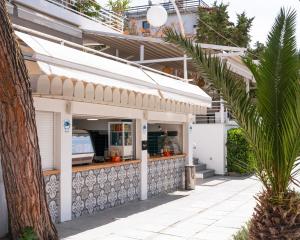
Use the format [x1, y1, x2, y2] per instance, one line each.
[148, 155, 185, 198]
[44, 171, 60, 223]
[72, 161, 141, 219]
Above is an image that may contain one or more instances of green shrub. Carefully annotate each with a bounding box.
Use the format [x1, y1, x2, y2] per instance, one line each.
[232, 224, 249, 240]
[19, 227, 38, 240]
[227, 128, 254, 174]
[75, 0, 101, 18]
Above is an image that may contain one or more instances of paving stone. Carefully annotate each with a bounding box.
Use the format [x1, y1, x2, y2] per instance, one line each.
[58, 176, 259, 240]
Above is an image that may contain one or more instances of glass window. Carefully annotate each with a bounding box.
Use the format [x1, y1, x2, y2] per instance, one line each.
[72, 133, 94, 154]
[142, 21, 150, 29]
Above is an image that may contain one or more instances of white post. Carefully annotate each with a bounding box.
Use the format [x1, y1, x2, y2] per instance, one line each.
[220, 100, 225, 123]
[54, 112, 72, 222]
[136, 118, 148, 200]
[183, 54, 188, 81]
[116, 49, 119, 58]
[183, 115, 193, 166]
[140, 45, 145, 62]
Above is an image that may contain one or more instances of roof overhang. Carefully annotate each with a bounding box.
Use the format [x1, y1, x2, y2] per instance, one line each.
[17, 31, 211, 115]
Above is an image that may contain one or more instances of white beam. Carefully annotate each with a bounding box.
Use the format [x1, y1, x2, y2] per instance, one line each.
[134, 56, 192, 64]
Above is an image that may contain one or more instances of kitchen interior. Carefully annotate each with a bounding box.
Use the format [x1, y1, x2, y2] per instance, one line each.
[72, 117, 184, 166]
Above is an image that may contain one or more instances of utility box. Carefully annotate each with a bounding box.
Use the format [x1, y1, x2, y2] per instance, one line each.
[185, 165, 196, 190]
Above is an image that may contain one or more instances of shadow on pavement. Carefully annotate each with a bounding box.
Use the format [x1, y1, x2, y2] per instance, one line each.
[57, 193, 187, 239]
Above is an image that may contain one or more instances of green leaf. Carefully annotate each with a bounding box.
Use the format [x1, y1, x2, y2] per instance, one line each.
[164, 8, 300, 197]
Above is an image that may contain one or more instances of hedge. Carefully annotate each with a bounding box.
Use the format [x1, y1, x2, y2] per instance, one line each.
[226, 128, 254, 174]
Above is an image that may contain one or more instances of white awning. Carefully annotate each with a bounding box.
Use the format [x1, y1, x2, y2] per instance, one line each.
[17, 31, 211, 114]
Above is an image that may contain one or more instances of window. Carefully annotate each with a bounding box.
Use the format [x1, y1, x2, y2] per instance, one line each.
[142, 21, 150, 29]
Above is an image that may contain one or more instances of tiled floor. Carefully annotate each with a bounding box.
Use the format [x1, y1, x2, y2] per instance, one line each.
[57, 176, 261, 240]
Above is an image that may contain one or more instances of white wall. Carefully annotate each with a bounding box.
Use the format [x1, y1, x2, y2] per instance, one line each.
[192, 124, 227, 175]
[133, 12, 197, 36]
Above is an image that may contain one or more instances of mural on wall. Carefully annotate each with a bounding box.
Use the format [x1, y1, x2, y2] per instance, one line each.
[72, 163, 141, 219]
[147, 157, 185, 198]
[44, 174, 60, 223]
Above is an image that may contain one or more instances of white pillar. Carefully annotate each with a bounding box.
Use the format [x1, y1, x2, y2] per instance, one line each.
[140, 45, 144, 62]
[220, 100, 225, 123]
[116, 49, 119, 58]
[54, 112, 72, 222]
[183, 115, 193, 166]
[136, 118, 148, 200]
[183, 54, 188, 81]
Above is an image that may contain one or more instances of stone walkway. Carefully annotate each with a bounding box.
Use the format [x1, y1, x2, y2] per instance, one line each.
[57, 176, 261, 240]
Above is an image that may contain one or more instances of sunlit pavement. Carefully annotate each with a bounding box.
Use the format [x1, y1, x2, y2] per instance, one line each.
[57, 176, 260, 240]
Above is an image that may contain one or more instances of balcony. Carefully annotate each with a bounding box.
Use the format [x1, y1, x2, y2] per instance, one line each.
[11, 0, 125, 34]
[125, 0, 210, 18]
[46, 0, 124, 32]
[195, 101, 237, 125]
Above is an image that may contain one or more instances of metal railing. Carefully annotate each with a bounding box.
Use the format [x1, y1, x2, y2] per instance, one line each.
[46, 0, 125, 32]
[125, 0, 210, 17]
[195, 101, 235, 124]
[14, 24, 189, 83]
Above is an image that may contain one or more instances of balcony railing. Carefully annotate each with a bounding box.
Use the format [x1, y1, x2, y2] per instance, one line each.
[195, 101, 236, 124]
[46, 0, 125, 32]
[125, 0, 210, 17]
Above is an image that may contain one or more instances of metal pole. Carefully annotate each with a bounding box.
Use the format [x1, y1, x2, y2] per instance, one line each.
[170, 0, 185, 37]
[169, 0, 187, 81]
[140, 45, 145, 61]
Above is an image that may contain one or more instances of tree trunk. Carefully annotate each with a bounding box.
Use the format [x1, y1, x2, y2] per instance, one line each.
[0, 2, 58, 240]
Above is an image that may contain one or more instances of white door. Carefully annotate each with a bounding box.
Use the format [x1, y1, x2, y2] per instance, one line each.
[35, 111, 54, 170]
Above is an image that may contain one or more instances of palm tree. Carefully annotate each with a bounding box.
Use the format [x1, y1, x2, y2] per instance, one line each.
[164, 8, 300, 239]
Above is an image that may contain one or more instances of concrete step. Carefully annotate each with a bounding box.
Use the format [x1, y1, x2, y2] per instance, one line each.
[195, 163, 207, 171]
[196, 169, 215, 179]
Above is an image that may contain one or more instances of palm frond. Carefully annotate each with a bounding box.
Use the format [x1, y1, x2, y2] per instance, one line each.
[164, 8, 300, 196]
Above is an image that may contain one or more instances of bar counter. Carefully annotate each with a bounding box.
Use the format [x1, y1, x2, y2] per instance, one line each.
[147, 154, 186, 198]
[71, 159, 141, 219]
[149, 154, 186, 161]
[72, 159, 141, 173]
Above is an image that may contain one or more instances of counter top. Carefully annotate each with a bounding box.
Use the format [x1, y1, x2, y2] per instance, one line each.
[43, 169, 60, 176]
[72, 160, 141, 173]
[149, 154, 186, 162]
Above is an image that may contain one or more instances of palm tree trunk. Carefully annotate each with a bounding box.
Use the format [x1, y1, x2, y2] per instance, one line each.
[0, 2, 58, 239]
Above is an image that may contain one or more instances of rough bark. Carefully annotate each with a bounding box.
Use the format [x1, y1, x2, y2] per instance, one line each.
[249, 190, 300, 240]
[0, 2, 58, 239]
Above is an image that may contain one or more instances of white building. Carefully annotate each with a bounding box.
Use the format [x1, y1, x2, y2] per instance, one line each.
[0, 27, 211, 237]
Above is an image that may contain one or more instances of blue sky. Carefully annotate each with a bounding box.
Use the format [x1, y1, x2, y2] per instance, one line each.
[98, 0, 300, 47]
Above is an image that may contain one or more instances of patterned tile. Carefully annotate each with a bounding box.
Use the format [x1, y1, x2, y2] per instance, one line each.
[44, 173, 60, 223]
[72, 162, 141, 219]
[147, 157, 185, 198]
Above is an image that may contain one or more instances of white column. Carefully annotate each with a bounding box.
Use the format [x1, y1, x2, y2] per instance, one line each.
[54, 111, 72, 222]
[136, 118, 148, 200]
[220, 100, 225, 123]
[183, 54, 188, 81]
[183, 115, 193, 166]
[115, 49, 119, 58]
[140, 45, 144, 62]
